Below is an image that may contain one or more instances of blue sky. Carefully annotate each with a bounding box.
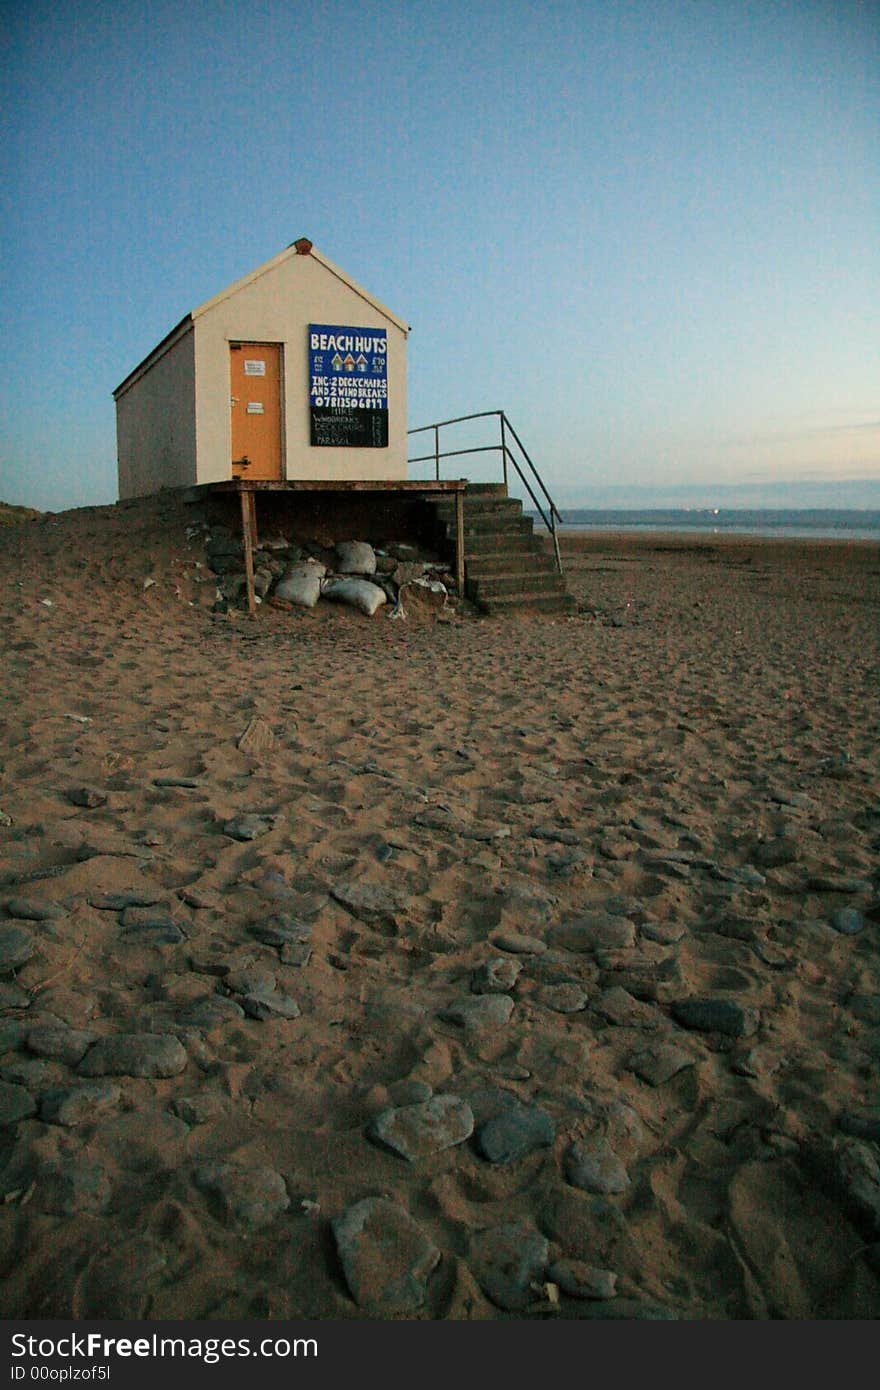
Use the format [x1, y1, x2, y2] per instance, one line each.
[2, 0, 878, 511]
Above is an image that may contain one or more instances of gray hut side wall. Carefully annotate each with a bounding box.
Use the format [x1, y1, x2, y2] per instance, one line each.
[116, 326, 197, 500]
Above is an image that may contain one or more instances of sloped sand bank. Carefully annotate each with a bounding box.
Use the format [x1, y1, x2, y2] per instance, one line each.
[0, 493, 878, 1318]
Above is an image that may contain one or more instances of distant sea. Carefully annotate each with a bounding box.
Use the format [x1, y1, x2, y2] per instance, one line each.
[533, 509, 880, 541]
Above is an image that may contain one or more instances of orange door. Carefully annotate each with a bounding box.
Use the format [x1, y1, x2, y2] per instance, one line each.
[230, 343, 283, 479]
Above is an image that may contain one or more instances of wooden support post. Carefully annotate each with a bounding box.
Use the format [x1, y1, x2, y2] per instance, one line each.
[240, 489, 258, 617]
[455, 488, 466, 599]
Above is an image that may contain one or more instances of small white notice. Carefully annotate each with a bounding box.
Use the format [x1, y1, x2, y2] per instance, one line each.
[244, 360, 266, 376]
[246, 401, 264, 414]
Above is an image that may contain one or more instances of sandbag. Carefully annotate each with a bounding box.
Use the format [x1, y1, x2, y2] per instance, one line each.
[322, 577, 387, 616]
[274, 560, 325, 608]
[335, 541, 377, 575]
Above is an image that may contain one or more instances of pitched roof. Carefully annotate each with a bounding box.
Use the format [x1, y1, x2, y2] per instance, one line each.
[113, 240, 408, 399]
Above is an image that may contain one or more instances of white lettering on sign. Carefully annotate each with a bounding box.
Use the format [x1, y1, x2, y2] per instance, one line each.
[308, 332, 388, 354]
[246, 402, 265, 414]
[244, 360, 266, 376]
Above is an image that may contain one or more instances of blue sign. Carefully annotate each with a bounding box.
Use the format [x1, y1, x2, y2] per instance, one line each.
[309, 324, 388, 447]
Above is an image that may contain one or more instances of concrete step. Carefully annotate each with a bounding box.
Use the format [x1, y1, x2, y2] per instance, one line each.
[464, 482, 509, 496]
[438, 513, 535, 538]
[462, 533, 545, 556]
[434, 497, 523, 520]
[425, 487, 574, 616]
[478, 590, 577, 616]
[468, 571, 567, 600]
[466, 551, 558, 578]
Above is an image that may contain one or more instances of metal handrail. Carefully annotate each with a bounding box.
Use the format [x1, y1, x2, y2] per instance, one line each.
[407, 410, 564, 572]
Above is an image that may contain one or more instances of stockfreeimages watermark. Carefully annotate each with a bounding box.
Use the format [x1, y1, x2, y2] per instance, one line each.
[10, 1332, 317, 1370]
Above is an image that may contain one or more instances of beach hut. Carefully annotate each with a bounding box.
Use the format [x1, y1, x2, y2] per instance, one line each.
[113, 240, 467, 613]
[113, 238, 411, 498]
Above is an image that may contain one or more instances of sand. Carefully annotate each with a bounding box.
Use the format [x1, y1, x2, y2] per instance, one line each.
[0, 491, 878, 1320]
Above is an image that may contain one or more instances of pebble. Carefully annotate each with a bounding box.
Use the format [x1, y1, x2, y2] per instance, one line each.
[808, 874, 873, 895]
[178, 995, 246, 1029]
[0, 982, 30, 1010]
[551, 915, 636, 952]
[154, 777, 200, 789]
[0, 926, 34, 973]
[849, 994, 880, 1025]
[223, 814, 274, 842]
[592, 986, 662, 1029]
[120, 907, 186, 945]
[40, 1158, 112, 1215]
[754, 836, 800, 868]
[564, 1138, 630, 1194]
[640, 920, 686, 945]
[1, 1058, 60, 1089]
[178, 886, 221, 909]
[537, 983, 588, 1013]
[629, 1042, 696, 1086]
[66, 786, 108, 808]
[332, 1197, 440, 1314]
[642, 849, 706, 866]
[40, 1082, 121, 1126]
[672, 997, 760, 1038]
[280, 942, 312, 967]
[89, 890, 163, 910]
[768, 789, 814, 811]
[751, 939, 789, 969]
[599, 837, 637, 861]
[369, 1094, 474, 1160]
[249, 916, 312, 947]
[171, 1092, 225, 1125]
[458, 822, 511, 842]
[603, 894, 649, 920]
[603, 1099, 647, 1152]
[476, 1104, 555, 1165]
[644, 857, 692, 881]
[838, 1112, 880, 1142]
[439, 995, 515, 1032]
[830, 1138, 880, 1238]
[0, 1079, 37, 1125]
[548, 1258, 618, 1300]
[546, 848, 592, 877]
[78, 1033, 188, 1078]
[730, 1047, 768, 1078]
[471, 957, 522, 994]
[488, 931, 547, 955]
[4, 897, 65, 922]
[830, 908, 865, 936]
[529, 826, 582, 845]
[193, 1162, 290, 1228]
[609, 955, 685, 1003]
[711, 865, 767, 888]
[240, 991, 301, 1021]
[470, 1220, 549, 1311]
[330, 880, 406, 923]
[78, 831, 151, 859]
[237, 717, 276, 755]
[387, 1079, 433, 1106]
[413, 807, 461, 834]
[225, 965, 276, 996]
[74, 1237, 167, 1319]
[0, 1020, 29, 1051]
